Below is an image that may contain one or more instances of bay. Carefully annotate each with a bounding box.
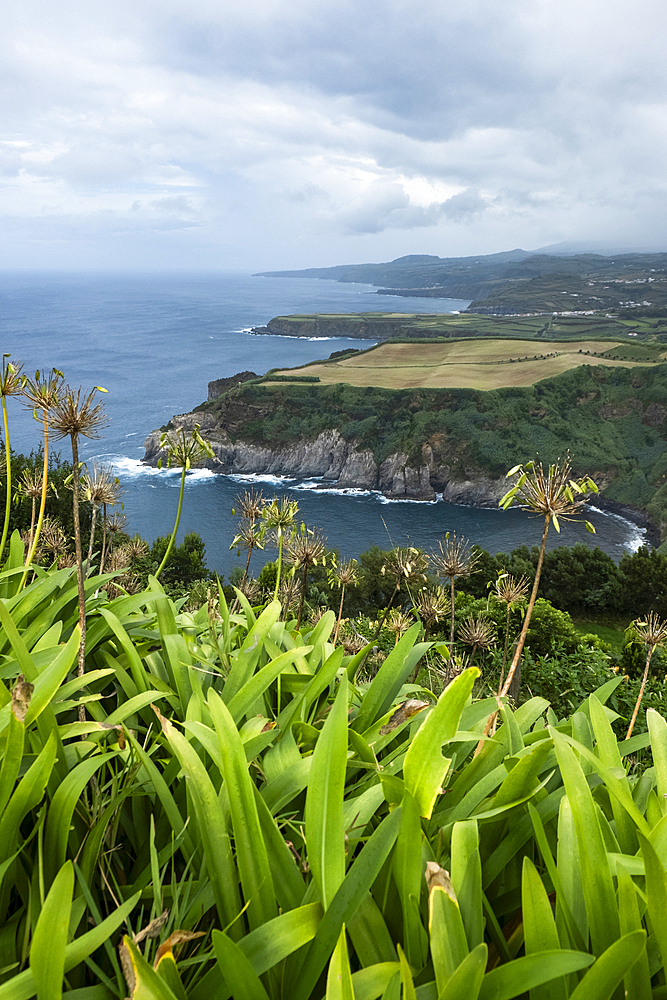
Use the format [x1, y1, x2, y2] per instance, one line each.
[0, 270, 645, 577]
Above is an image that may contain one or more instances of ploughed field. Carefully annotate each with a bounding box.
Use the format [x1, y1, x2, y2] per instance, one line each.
[270, 338, 664, 390]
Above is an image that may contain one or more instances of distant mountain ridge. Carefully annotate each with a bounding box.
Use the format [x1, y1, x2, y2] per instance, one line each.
[255, 249, 667, 315]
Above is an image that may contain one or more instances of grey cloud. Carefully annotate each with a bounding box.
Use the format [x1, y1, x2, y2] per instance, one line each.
[150, 196, 198, 214]
[335, 184, 487, 234]
[2, 0, 667, 268]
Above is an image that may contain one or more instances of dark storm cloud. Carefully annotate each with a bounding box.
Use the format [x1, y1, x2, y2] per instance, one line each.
[2, 0, 667, 268]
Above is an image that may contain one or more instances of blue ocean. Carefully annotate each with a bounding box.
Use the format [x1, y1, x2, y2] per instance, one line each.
[0, 271, 646, 576]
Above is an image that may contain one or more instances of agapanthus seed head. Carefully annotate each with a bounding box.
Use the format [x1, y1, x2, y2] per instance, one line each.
[50, 385, 108, 441]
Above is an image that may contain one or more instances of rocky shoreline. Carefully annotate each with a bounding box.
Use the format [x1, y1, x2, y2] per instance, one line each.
[142, 412, 657, 545]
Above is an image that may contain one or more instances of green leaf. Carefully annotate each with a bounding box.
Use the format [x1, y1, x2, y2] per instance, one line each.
[207, 689, 276, 931]
[393, 790, 427, 968]
[292, 807, 402, 1000]
[428, 879, 468, 992]
[436, 944, 487, 1000]
[350, 964, 401, 1000]
[521, 857, 566, 1000]
[0, 892, 141, 1000]
[647, 709, 667, 818]
[478, 951, 594, 1000]
[212, 931, 271, 1000]
[119, 936, 181, 1000]
[451, 820, 483, 951]
[638, 832, 667, 979]
[43, 752, 117, 879]
[403, 667, 478, 818]
[551, 728, 619, 955]
[305, 675, 349, 909]
[398, 945, 416, 1000]
[326, 926, 355, 1000]
[30, 861, 74, 1000]
[567, 931, 647, 1000]
[616, 866, 651, 1000]
[353, 625, 428, 734]
[155, 709, 242, 935]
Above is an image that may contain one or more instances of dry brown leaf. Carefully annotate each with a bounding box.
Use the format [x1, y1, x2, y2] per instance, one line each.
[154, 930, 205, 967]
[133, 908, 169, 944]
[11, 674, 34, 722]
[379, 699, 429, 735]
[118, 938, 136, 995]
[424, 861, 458, 903]
[151, 703, 171, 732]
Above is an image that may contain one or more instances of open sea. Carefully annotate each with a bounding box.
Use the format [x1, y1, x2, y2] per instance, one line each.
[0, 271, 647, 577]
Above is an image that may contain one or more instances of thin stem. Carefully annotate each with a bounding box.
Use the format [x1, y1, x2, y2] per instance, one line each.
[373, 582, 400, 641]
[100, 502, 108, 574]
[450, 576, 456, 648]
[497, 604, 512, 694]
[21, 413, 50, 590]
[28, 498, 36, 553]
[273, 529, 284, 601]
[70, 435, 87, 723]
[156, 465, 186, 579]
[0, 396, 12, 562]
[85, 504, 98, 577]
[626, 646, 654, 739]
[296, 564, 309, 630]
[476, 514, 551, 757]
[242, 543, 253, 586]
[333, 584, 346, 644]
[500, 514, 550, 699]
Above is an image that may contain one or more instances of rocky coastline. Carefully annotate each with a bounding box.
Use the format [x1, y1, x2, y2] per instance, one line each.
[142, 412, 656, 544]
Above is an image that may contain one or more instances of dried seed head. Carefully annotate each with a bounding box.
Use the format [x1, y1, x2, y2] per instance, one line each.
[431, 533, 480, 581]
[458, 614, 495, 650]
[81, 462, 124, 507]
[633, 611, 667, 650]
[286, 529, 327, 569]
[50, 385, 108, 441]
[332, 558, 359, 588]
[493, 572, 530, 607]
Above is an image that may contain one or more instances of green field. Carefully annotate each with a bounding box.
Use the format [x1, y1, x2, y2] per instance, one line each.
[271, 337, 661, 390]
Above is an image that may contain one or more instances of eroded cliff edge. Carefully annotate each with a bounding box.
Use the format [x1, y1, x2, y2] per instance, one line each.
[143, 415, 507, 504]
[142, 367, 667, 543]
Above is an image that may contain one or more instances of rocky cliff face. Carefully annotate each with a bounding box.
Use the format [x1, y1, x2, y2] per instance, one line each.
[143, 416, 508, 504]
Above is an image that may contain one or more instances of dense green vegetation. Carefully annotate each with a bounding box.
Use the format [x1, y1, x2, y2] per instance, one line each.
[4, 538, 667, 999]
[200, 361, 667, 544]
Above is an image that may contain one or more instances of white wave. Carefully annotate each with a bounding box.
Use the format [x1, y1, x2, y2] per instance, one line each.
[587, 505, 646, 551]
[292, 479, 373, 497]
[125, 432, 138, 438]
[184, 468, 216, 483]
[107, 456, 215, 484]
[226, 472, 296, 485]
[378, 494, 439, 505]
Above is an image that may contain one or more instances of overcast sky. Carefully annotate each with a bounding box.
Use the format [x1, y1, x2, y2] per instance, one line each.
[2, 0, 667, 271]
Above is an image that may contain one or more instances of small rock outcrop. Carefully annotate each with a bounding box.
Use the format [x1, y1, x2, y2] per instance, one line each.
[208, 371, 259, 401]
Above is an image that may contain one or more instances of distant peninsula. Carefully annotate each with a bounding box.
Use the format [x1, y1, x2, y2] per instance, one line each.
[255, 249, 667, 317]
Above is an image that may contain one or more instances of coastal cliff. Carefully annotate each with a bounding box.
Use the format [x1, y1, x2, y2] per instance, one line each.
[143, 415, 508, 503]
[142, 365, 667, 543]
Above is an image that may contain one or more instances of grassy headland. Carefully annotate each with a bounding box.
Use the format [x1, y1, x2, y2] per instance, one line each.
[196, 332, 667, 543]
[270, 337, 664, 390]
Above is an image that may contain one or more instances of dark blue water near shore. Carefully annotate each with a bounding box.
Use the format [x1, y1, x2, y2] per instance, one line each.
[0, 271, 646, 576]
